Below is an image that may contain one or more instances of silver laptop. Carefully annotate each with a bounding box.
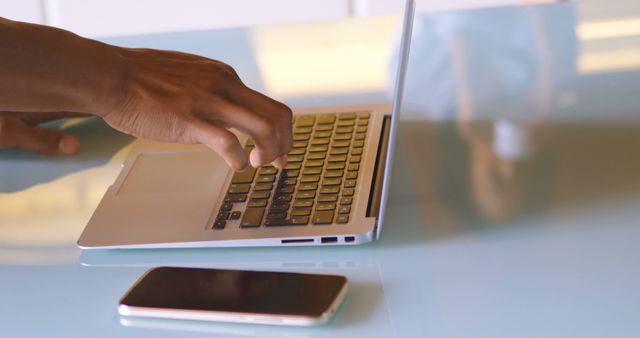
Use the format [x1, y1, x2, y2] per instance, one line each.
[78, 0, 415, 249]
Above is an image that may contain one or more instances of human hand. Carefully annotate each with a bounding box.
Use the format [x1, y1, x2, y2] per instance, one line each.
[99, 48, 292, 171]
[0, 112, 89, 155]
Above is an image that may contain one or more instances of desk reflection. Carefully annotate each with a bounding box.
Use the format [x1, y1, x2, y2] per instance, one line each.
[395, 3, 640, 237]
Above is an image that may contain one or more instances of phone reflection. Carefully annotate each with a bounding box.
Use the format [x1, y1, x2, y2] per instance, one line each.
[119, 316, 313, 338]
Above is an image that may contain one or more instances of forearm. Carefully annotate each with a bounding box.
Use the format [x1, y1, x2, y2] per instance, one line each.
[0, 17, 121, 115]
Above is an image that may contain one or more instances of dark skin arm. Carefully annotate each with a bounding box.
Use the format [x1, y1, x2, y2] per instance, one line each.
[0, 17, 292, 170]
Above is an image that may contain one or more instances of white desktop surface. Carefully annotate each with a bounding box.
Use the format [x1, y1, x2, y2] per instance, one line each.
[2, 1, 640, 337]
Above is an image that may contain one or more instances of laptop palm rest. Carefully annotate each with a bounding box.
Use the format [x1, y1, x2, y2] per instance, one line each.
[79, 148, 230, 249]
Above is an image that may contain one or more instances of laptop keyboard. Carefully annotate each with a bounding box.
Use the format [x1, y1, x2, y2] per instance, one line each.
[212, 112, 370, 230]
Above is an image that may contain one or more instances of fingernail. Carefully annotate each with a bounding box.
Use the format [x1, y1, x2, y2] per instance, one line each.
[58, 137, 78, 155]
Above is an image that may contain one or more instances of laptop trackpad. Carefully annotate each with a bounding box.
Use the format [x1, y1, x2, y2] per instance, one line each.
[117, 151, 225, 195]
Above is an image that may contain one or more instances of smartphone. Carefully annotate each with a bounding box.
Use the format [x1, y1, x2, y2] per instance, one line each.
[118, 267, 348, 326]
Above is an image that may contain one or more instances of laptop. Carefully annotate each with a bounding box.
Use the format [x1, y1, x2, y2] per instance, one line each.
[78, 0, 415, 249]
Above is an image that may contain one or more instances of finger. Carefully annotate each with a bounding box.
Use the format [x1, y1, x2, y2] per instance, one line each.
[0, 116, 79, 155]
[190, 119, 248, 171]
[199, 97, 281, 167]
[271, 155, 288, 170]
[227, 87, 293, 158]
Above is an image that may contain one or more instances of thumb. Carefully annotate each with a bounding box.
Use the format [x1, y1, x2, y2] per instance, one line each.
[0, 117, 80, 155]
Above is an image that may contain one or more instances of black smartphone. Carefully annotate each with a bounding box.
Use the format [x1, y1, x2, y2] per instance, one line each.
[118, 267, 348, 326]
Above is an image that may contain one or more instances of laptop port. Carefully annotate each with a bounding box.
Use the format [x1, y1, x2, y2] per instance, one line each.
[321, 237, 338, 244]
[281, 238, 314, 244]
[344, 236, 355, 243]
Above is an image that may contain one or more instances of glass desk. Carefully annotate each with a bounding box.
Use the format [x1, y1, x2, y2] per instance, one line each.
[2, 1, 640, 337]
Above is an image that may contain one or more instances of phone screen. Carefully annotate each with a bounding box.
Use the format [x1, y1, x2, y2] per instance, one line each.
[119, 267, 347, 321]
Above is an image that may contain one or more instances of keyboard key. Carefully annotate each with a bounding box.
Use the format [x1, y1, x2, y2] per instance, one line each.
[316, 202, 336, 211]
[309, 145, 328, 152]
[354, 133, 366, 140]
[293, 134, 310, 141]
[304, 160, 324, 167]
[240, 208, 265, 227]
[253, 183, 273, 191]
[357, 120, 368, 126]
[280, 177, 297, 186]
[320, 186, 340, 194]
[332, 140, 350, 148]
[346, 172, 358, 180]
[334, 134, 351, 141]
[230, 211, 241, 220]
[256, 175, 276, 183]
[352, 140, 364, 148]
[265, 216, 309, 226]
[267, 211, 287, 219]
[302, 167, 322, 175]
[248, 199, 267, 208]
[298, 183, 318, 191]
[300, 175, 320, 183]
[322, 178, 342, 186]
[330, 148, 348, 155]
[293, 141, 308, 148]
[288, 148, 305, 156]
[231, 167, 257, 184]
[224, 194, 247, 203]
[339, 113, 357, 120]
[335, 126, 353, 134]
[213, 220, 226, 229]
[318, 114, 336, 124]
[228, 184, 250, 194]
[351, 148, 362, 155]
[259, 166, 278, 175]
[318, 194, 338, 203]
[293, 200, 314, 208]
[296, 115, 315, 127]
[336, 215, 349, 224]
[314, 131, 332, 138]
[349, 156, 361, 164]
[288, 216, 310, 225]
[274, 194, 293, 202]
[220, 203, 233, 211]
[287, 155, 304, 162]
[276, 185, 295, 194]
[355, 126, 367, 133]
[337, 120, 355, 127]
[296, 191, 316, 199]
[285, 162, 302, 170]
[338, 206, 351, 214]
[342, 188, 355, 196]
[291, 208, 312, 216]
[326, 162, 345, 170]
[294, 127, 312, 134]
[344, 180, 357, 188]
[340, 197, 353, 205]
[310, 138, 329, 146]
[324, 170, 343, 178]
[358, 112, 370, 119]
[328, 155, 347, 162]
[347, 164, 360, 171]
[315, 124, 334, 131]
[217, 211, 230, 220]
[251, 191, 271, 199]
[312, 211, 334, 225]
[307, 152, 326, 160]
[270, 202, 290, 211]
[283, 170, 300, 178]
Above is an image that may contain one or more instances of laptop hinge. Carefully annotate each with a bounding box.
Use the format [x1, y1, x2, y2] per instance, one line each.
[366, 115, 392, 218]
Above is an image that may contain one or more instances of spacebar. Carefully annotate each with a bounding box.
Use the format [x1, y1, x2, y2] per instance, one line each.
[240, 208, 264, 228]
